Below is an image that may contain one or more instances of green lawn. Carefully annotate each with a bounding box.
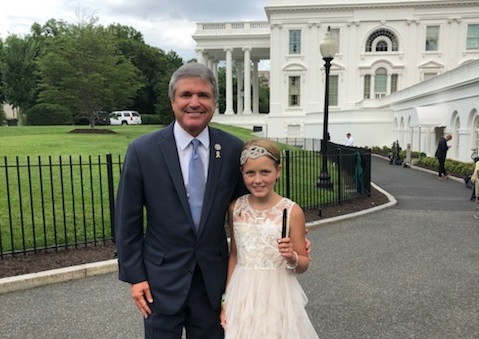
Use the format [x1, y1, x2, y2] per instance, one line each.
[0, 123, 298, 158]
[0, 125, 161, 158]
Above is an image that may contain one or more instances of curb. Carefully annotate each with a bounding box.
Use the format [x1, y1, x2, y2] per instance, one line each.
[306, 182, 397, 228]
[0, 182, 398, 295]
[0, 259, 118, 295]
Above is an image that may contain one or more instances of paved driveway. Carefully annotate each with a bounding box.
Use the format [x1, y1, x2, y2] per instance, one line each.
[0, 157, 478, 339]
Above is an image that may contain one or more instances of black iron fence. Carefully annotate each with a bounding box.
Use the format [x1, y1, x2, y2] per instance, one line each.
[0, 154, 123, 258]
[0, 145, 370, 257]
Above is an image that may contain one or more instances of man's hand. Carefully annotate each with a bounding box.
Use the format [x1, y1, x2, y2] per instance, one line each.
[305, 228, 312, 260]
[131, 281, 153, 318]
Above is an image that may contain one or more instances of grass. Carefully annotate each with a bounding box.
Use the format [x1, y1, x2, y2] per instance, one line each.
[0, 124, 350, 254]
[0, 125, 161, 157]
[0, 123, 300, 157]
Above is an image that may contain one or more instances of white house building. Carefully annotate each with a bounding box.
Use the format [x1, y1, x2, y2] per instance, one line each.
[192, 0, 479, 162]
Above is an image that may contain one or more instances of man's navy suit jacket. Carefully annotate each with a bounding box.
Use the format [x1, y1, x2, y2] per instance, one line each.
[115, 122, 246, 315]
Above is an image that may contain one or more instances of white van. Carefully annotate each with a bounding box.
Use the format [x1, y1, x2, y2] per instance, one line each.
[109, 110, 142, 125]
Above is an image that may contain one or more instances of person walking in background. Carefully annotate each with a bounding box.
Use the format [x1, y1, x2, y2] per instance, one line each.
[345, 132, 354, 146]
[435, 134, 452, 179]
[220, 139, 318, 338]
[115, 63, 248, 339]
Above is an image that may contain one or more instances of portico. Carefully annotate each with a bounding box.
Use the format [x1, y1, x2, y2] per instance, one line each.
[192, 21, 270, 115]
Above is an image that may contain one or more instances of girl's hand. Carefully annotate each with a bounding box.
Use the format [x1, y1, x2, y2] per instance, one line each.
[277, 237, 295, 263]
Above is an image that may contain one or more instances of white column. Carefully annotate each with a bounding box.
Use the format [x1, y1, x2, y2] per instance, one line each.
[387, 73, 391, 95]
[212, 61, 219, 114]
[269, 23, 282, 117]
[243, 47, 252, 114]
[237, 62, 244, 115]
[203, 54, 210, 68]
[370, 75, 375, 99]
[196, 49, 205, 65]
[208, 57, 216, 72]
[458, 127, 470, 162]
[252, 60, 259, 114]
[224, 48, 234, 115]
[211, 61, 218, 79]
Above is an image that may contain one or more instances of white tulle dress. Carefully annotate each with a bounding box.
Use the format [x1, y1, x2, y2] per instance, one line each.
[224, 195, 319, 339]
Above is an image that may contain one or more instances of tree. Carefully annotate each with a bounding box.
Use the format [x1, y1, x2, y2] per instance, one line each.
[258, 74, 270, 113]
[153, 50, 184, 124]
[105, 24, 184, 123]
[108, 24, 170, 116]
[36, 22, 145, 128]
[0, 38, 5, 104]
[1, 34, 41, 123]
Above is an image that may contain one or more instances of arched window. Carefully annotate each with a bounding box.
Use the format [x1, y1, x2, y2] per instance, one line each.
[375, 68, 387, 98]
[363, 69, 399, 99]
[366, 29, 399, 52]
[375, 40, 388, 52]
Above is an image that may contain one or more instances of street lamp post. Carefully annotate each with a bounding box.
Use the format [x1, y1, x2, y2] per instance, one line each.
[317, 26, 339, 190]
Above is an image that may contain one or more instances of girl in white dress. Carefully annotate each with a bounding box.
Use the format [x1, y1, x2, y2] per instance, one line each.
[220, 139, 319, 339]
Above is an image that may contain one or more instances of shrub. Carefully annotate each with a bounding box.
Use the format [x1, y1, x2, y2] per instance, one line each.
[6, 118, 18, 126]
[141, 113, 161, 125]
[26, 104, 72, 125]
[416, 156, 473, 177]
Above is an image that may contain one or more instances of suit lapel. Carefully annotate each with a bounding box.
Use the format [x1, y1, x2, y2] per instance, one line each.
[197, 127, 222, 235]
[158, 124, 193, 226]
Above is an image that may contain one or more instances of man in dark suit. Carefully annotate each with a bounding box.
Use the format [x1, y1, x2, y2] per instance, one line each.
[115, 63, 248, 338]
[435, 134, 452, 179]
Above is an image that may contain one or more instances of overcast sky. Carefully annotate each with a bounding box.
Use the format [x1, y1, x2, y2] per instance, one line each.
[0, 0, 269, 61]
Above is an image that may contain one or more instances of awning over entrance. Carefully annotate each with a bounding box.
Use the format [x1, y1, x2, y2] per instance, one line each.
[410, 106, 446, 127]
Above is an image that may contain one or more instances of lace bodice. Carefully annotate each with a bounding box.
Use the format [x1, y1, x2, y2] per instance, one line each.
[232, 195, 295, 270]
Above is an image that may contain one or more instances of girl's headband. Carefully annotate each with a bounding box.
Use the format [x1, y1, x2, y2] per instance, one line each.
[240, 146, 278, 165]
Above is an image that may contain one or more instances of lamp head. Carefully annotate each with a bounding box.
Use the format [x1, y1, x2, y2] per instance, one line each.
[320, 26, 339, 59]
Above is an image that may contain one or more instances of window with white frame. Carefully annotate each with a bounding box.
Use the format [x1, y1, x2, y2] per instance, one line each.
[365, 29, 399, 52]
[467, 24, 479, 50]
[363, 70, 399, 98]
[374, 68, 387, 98]
[391, 74, 398, 93]
[363, 75, 371, 99]
[288, 76, 301, 106]
[329, 75, 338, 106]
[425, 26, 439, 51]
[375, 40, 388, 52]
[289, 30, 301, 54]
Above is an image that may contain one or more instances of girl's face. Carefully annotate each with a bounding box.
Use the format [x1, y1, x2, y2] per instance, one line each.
[241, 155, 281, 199]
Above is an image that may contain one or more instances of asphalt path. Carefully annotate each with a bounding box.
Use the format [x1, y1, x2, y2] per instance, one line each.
[0, 156, 478, 339]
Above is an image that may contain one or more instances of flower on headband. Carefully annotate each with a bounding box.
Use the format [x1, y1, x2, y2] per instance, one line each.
[240, 146, 278, 165]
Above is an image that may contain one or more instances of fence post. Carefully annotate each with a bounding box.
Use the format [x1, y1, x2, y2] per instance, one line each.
[337, 148, 342, 204]
[106, 153, 115, 243]
[284, 150, 290, 199]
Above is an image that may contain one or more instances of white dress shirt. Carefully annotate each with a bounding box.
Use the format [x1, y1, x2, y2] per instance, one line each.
[173, 122, 209, 188]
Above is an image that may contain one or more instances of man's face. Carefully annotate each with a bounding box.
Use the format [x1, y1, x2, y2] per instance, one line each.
[170, 77, 216, 137]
